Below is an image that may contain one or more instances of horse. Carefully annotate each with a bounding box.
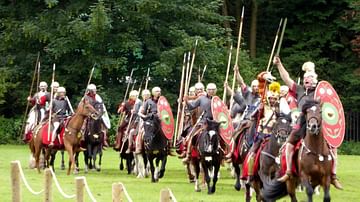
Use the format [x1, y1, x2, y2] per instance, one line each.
[83, 101, 105, 172]
[232, 119, 257, 191]
[142, 114, 168, 183]
[29, 98, 100, 174]
[246, 114, 292, 202]
[195, 119, 223, 194]
[285, 100, 332, 202]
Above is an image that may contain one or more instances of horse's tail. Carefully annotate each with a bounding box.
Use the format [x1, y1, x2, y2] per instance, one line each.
[261, 178, 288, 201]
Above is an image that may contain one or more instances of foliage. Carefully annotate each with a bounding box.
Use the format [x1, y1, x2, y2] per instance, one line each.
[338, 141, 360, 155]
[0, 116, 22, 144]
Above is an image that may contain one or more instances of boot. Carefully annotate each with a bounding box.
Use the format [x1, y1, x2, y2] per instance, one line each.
[331, 174, 343, 190]
[331, 149, 343, 190]
[246, 152, 255, 183]
[277, 143, 294, 182]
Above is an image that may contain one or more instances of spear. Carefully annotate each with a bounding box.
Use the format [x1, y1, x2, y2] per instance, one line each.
[174, 53, 187, 145]
[276, 18, 287, 57]
[47, 64, 56, 141]
[198, 65, 201, 83]
[144, 67, 150, 90]
[222, 45, 233, 102]
[200, 64, 207, 82]
[83, 64, 96, 98]
[187, 39, 198, 89]
[265, 18, 283, 72]
[229, 7, 244, 110]
[36, 61, 41, 92]
[20, 52, 40, 138]
[118, 69, 134, 126]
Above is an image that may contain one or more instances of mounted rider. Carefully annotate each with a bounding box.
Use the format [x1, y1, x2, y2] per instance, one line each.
[85, 84, 111, 148]
[27, 81, 50, 124]
[125, 90, 143, 153]
[49, 87, 72, 147]
[135, 89, 151, 154]
[181, 83, 217, 163]
[273, 56, 342, 189]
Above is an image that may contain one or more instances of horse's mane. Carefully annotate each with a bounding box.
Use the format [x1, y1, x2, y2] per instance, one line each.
[301, 100, 320, 114]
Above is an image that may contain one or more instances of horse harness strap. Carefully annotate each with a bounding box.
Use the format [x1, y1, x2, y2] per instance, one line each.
[301, 140, 332, 162]
[260, 151, 280, 165]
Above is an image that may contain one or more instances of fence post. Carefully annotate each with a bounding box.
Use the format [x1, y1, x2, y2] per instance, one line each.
[44, 168, 52, 202]
[160, 188, 170, 202]
[75, 177, 85, 202]
[11, 161, 21, 202]
[112, 182, 122, 202]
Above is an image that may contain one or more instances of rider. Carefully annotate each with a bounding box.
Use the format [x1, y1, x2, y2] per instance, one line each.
[125, 90, 142, 153]
[181, 83, 217, 163]
[49, 87, 72, 147]
[135, 89, 151, 154]
[27, 81, 50, 124]
[273, 56, 342, 189]
[85, 84, 110, 148]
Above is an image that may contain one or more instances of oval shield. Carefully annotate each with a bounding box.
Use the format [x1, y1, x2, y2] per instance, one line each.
[314, 81, 345, 148]
[157, 96, 174, 140]
[211, 96, 234, 146]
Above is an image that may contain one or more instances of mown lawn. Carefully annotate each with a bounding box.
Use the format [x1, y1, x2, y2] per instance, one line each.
[0, 145, 359, 202]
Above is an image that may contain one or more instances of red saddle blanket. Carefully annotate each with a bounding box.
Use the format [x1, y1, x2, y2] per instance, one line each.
[279, 140, 302, 176]
[240, 141, 267, 180]
[41, 119, 69, 147]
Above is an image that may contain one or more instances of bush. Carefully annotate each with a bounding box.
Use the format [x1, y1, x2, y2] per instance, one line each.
[0, 116, 22, 144]
[338, 141, 360, 155]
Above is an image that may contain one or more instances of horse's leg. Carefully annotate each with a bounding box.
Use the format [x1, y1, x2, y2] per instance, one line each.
[74, 151, 79, 174]
[158, 154, 167, 179]
[64, 143, 73, 175]
[245, 183, 252, 202]
[126, 153, 133, 175]
[233, 163, 241, 191]
[60, 150, 65, 170]
[119, 153, 124, 170]
[253, 181, 262, 202]
[49, 150, 56, 172]
[34, 142, 42, 173]
[211, 159, 220, 194]
[194, 160, 201, 192]
[201, 161, 211, 194]
[302, 178, 314, 202]
[287, 180, 298, 202]
[148, 155, 156, 183]
[323, 180, 331, 202]
[84, 148, 89, 173]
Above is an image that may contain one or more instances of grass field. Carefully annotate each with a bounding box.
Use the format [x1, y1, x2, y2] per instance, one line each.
[0, 145, 359, 202]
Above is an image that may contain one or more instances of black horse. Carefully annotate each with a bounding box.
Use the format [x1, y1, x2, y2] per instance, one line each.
[83, 102, 104, 172]
[143, 114, 168, 183]
[233, 119, 257, 191]
[196, 119, 223, 194]
[245, 114, 292, 202]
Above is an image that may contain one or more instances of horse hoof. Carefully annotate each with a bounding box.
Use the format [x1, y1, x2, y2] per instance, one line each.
[151, 178, 156, 183]
[158, 170, 165, 179]
[211, 187, 216, 193]
[85, 169, 88, 174]
[207, 190, 213, 195]
[234, 184, 241, 191]
[120, 164, 124, 170]
[96, 168, 101, 172]
[61, 165, 65, 170]
[195, 188, 201, 192]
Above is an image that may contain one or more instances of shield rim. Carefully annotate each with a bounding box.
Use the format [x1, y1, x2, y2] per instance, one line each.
[211, 96, 233, 146]
[157, 96, 174, 140]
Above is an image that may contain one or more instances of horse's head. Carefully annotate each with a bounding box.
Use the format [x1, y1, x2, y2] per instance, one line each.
[200, 119, 221, 154]
[77, 98, 101, 120]
[272, 114, 292, 145]
[303, 100, 322, 135]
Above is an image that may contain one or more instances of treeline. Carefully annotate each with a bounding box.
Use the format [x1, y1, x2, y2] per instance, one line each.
[0, 0, 359, 120]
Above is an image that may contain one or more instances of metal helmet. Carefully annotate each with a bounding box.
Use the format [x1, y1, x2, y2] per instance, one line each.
[39, 81, 48, 88]
[151, 86, 161, 96]
[189, 86, 196, 95]
[195, 82, 205, 90]
[87, 84, 97, 91]
[251, 80, 259, 87]
[206, 83, 217, 90]
[57, 86, 66, 93]
[129, 90, 139, 98]
[142, 89, 151, 97]
[51, 81, 59, 88]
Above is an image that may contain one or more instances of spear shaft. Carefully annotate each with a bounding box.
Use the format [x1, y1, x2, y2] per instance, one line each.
[47, 64, 56, 141]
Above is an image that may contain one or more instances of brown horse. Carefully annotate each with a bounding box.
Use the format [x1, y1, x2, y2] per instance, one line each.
[29, 98, 100, 174]
[286, 100, 332, 202]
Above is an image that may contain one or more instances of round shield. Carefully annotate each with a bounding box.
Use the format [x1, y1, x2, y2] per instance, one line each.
[211, 96, 234, 146]
[314, 81, 345, 148]
[157, 96, 174, 140]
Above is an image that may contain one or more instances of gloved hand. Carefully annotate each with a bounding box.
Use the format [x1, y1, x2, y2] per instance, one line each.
[263, 72, 276, 82]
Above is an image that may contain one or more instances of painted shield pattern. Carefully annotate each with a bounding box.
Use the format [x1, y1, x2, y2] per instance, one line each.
[157, 96, 175, 140]
[211, 96, 234, 146]
[314, 81, 345, 148]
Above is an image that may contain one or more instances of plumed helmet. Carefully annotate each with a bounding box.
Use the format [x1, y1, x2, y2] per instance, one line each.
[57, 87, 66, 93]
[267, 82, 280, 99]
[151, 86, 161, 95]
[39, 81, 48, 88]
[302, 61, 318, 86]
[267, 91, 279, 99]
[206, 83, 217, 90]
[129, 90, 139, 98]
[195, 82, 205, 90]
[87, 84, 97, 91]
[251, 80, 259, 87]
[51, 81, 59, 88]
[142, 89, 151, 96]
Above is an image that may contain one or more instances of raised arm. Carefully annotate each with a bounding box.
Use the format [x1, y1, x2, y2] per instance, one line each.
[273, 56, 295, 88]
[234, 65, 246, 89]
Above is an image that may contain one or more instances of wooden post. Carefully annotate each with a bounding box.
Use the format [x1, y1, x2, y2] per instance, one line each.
[75, 177, 85, 202]
[112, 182, 122, 202]
[159, 189, 170, 202]
[11, 161, 21, 202]
[44, 168, 52, 202]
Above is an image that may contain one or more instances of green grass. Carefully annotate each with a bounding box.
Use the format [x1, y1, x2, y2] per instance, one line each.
[0, 145, 359, 202]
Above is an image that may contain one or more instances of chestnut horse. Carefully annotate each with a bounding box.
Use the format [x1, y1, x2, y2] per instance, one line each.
[29, 98, 100, 174]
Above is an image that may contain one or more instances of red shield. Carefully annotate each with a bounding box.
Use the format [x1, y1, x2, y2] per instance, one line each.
[211, 96, 234, 146]
[314, 81, 345, 148]
[157, 96, 174, 140]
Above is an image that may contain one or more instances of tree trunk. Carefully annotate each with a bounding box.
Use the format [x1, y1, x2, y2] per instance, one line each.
[249, 0, 258, 58]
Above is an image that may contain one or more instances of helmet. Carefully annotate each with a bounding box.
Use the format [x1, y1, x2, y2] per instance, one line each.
[151, 87, 161, 96]
[129, 90, 139, 98]
[280, 85, 289, 93]
[57, 87, 66, 93]
[267, 91, 279, 99]
[206, 83, 217, 90]
[39, 81, 48, 88]
[195, 82, 205, 90]
[51, 81, 59, 88]
[87, 84, 97, 91]
[302, 61, 318, 87]
[142, 89, 151, 97]
[189, 86, 195, 93]
[251, 80, 259, 87]
[267, 82, 280, 100]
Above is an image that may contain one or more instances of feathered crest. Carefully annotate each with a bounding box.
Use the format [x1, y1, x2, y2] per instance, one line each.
[269, 82, 281, 94]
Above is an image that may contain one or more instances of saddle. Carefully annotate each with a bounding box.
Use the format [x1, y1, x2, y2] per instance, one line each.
[234, 120, 252, 139]
[41, 118, 70, 148]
